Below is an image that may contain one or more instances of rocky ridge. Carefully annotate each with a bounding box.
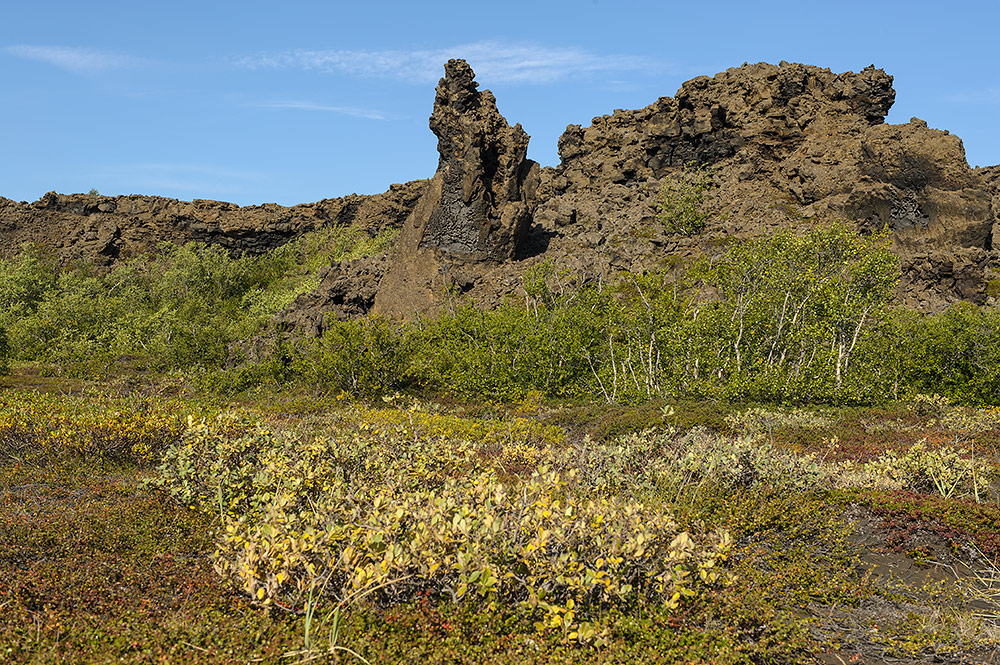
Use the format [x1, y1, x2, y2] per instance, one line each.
[373, 59, 539, 319]
[308, 59, 996, 320]
[282, 59, 542, 332]
[0, 182, 427, 265]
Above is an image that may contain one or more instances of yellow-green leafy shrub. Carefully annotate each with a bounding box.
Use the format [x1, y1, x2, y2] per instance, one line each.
[151, 410, 565, 518]
[589, 428, 997, 501]
[351, 404, 566, 448]
[939, 405, 1000, 433]
[216, 465, 730, 643]
[909, 393, 952, 418]
[657, 162, 713, 236]
[292, 315, 410, 396]
[0, 323, 9, 375]
[569, 430, 675, 494]
[152, 415, 731, 644]
[724, 407, 833, 438]
[0, 389, 192, 464]
[852, 440, 995, 499]
[578, 427, 830, 492]
[671, 428, 830, 489]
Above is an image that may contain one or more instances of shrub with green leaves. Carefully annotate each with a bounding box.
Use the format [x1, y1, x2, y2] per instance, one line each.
[410, 285, 610, 400]
[572, 426, 997, 500]
[895, 303, 1000, 405]
[657, 162, 714, 236]
[218, 465, 730, 644]
[293, 315, 410, 396]
[0, 226, 395, 376]
[725, 407, 833, 438]
[681, 224, 900, 401]
[579, 427, 832, 492]
[852, 439, 995, 500]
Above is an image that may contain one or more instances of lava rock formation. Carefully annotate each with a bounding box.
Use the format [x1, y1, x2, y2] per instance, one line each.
[3, 59, 999, 327]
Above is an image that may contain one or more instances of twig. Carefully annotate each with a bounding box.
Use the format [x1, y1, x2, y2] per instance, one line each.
[179, 640, 210, 654]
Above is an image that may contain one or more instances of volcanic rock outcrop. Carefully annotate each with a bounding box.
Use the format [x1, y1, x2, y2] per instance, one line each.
[981, 164, 1000, 248]
[0, 182, 427, 265]
[531, 62, 996, 308]
[372, 59, 540, 318]
[282, 59, 541, 331]
[328, 60, 996, 318]
[3, 59, 998, 325]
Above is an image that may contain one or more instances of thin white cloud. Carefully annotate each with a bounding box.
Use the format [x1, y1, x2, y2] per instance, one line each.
[232, 41, 663, 85]
[945, 89, 1000, 105]
[4, 45, 141, 74]
[256, 101, 391, 120]
[93, 163, 264, 195]
[127, 163, 261, 180]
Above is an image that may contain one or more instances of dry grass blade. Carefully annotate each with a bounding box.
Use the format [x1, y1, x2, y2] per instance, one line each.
[960, 542, 1000, 624]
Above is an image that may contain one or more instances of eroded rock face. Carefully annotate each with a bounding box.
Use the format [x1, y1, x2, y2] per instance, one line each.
[275, 61, 1000, 326]
[979, 164, 1000, 251]
[275, 254, 388, 335]
[372, 59, 539, 318]
[550, 62, 894, 190]
[424, 60, 538, 260]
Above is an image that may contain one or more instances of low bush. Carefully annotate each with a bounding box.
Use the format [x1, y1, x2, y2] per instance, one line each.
[8, 223, 1000, 410]
[850, 439, 996, 500]
[0, 389, 196, 465]
[725, 407, 834, 438]
[572, 427, 832, 493]
[657, 162, 714, 236]
[293, 315, 410, 395]
[895, 304, 1000, 405]
[0, 227, 396, 376]
[151, 413, 732, 644]
[148, 402, 1000, 645]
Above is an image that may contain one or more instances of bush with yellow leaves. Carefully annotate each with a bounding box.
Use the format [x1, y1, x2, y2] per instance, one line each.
[153, 414, 731, 645]
[216, 465, 730, 644]
[0, 389, 190, 464]
[852, 439, 995, 500]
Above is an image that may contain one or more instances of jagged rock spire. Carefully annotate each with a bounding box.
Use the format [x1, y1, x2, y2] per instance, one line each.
[374, 59, 539, 317]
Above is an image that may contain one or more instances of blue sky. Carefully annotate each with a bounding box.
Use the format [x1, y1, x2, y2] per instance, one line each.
[2, 0, 998, 206]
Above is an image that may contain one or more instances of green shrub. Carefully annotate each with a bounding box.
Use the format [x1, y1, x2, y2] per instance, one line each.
[293, 315, 410, 396]
[896, 303, 1000, 405]
[724, 407, 833, 438]
[682, 224, 900, 402]
[0, 243, 59, 318]
[582, 427, 831, 492]
[0, 226, 396, 375]
[657, 163, 713, 236]
[851, 439, 995, 500]
[411, 288, 610, 400]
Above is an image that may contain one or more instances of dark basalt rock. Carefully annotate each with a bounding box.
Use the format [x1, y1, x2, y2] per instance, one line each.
[532, 62, 997, 310]
[420, 60, 538, 261]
